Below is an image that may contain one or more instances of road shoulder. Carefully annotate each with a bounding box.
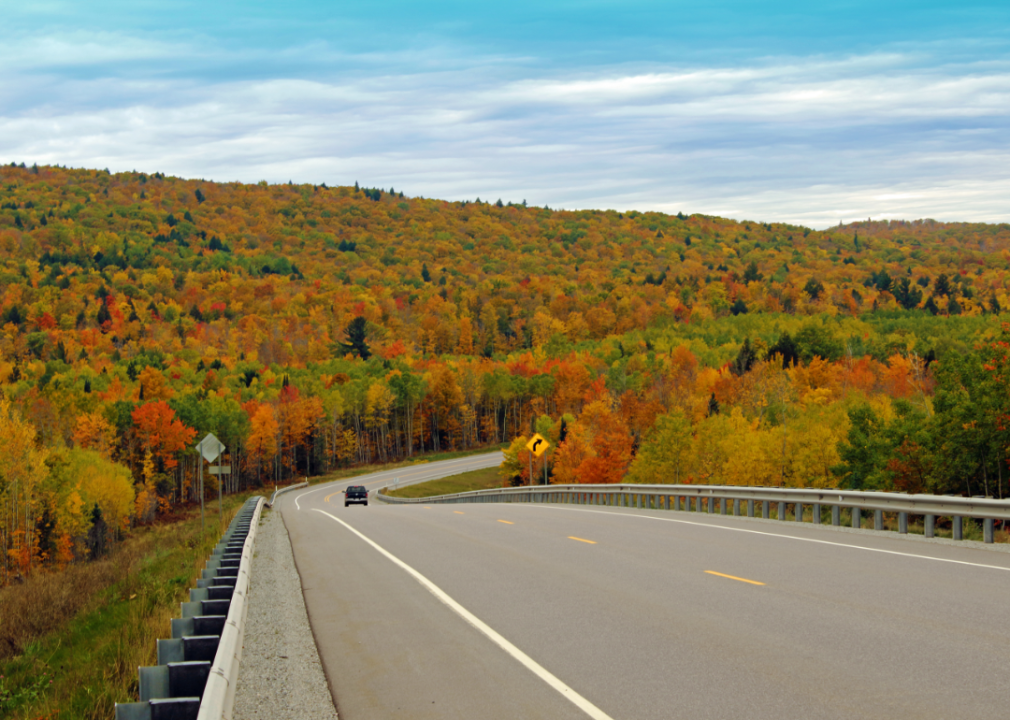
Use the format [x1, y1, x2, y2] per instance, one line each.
[233, 507, 338, 720]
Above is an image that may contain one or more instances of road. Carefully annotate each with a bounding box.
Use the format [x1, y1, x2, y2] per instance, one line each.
[279, 454, 1010, 719]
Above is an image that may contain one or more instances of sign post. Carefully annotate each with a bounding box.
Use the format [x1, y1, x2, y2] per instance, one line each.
[525, 433, 550, 486]
[195, 433, 226, 534]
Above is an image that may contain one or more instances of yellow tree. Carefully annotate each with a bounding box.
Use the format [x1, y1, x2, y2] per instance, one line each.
[73, 411, 117, 458]
[365, 381, 396, 462]
[627, 409, 693, 484]
[49, 448, 135, 558]
[0, 398, 50, 582]
[246, 404, 279, 483]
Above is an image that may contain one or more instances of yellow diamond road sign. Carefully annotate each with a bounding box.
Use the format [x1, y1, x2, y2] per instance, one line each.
[526, 433, 549, 458]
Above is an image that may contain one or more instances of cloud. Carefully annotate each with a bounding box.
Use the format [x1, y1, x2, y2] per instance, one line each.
[0, 30, 190, 71]
[1, 47, 1009, 228]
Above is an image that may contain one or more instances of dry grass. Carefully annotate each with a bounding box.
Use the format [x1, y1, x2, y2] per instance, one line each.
[0, 539, 150, 661]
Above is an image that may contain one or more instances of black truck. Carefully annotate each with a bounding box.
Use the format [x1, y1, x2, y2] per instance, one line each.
[344, 485, 368, 507]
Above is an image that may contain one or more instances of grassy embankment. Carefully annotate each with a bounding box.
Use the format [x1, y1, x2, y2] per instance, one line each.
[294, 444, 507, 488]
[383, 466, 504, 498]
[0, 491, 259, 720]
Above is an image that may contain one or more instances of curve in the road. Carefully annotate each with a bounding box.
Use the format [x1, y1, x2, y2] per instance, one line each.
[276, 457, 1010, 719]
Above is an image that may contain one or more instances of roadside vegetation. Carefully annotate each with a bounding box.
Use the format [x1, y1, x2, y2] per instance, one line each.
[0, 492, 255, 720]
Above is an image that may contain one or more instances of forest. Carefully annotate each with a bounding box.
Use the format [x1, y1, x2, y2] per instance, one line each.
[3, 161, 1010, 586]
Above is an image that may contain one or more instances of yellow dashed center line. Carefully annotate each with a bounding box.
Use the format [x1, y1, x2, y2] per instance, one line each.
[454, 511, 465, 515]
[705, 570, 765, 586]
[324, 492, 341, 503]
[498, 519, 514, 525]
[423, 506, 432, 510]
[568, 536, 597, 544]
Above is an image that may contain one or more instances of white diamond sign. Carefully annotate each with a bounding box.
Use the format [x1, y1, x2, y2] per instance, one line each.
[197, 433, 225, 463]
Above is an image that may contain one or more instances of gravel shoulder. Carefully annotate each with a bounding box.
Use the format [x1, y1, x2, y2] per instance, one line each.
[233, 506, 338, 720]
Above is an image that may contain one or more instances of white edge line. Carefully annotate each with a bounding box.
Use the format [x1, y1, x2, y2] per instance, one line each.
[293, 454, 502, 510]
[527, 505, 1010, 573]
[312, 508, 614, 720]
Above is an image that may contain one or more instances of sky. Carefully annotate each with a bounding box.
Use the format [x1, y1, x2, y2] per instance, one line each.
[3, 1, 1009, 228]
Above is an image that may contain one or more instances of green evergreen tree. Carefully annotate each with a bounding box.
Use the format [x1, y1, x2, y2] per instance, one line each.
[730, 338, 756, 375]
[742, 261, 763, 283]
[803, 278, 824, 300]
[339, 316, 372, 360]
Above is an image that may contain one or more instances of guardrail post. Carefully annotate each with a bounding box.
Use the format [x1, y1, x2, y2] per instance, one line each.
[852, 507, 861, 529]
[925, 514, 935, 537]
[953, 516, 962, 541]
[899, 512, 908, 534]
[708, 497, 715, 514]
[720, 498, 727, 515]
[747, 500, 754, 517]
[673, 496, 681, 511]
[762, 500, 770, 519]
[812, 503, 820, 524]
[777, 501, 786, 521]
[832, 505, 840, 525]
[636, 494, 642, 509]
[984, 518, 994, 543]
[874, 510, 884, 531]
[733, 499, 740, 516]
[794, 503, 803, 522]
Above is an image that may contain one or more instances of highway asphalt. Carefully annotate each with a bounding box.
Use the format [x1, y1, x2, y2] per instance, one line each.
[279, 455, 1010, 719]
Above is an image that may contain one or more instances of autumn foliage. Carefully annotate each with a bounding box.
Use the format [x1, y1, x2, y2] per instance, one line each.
[3, 161, 1010, 585]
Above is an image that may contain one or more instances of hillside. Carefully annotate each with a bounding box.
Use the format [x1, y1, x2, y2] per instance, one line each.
[3, 162, 1010, 586]
[2, 164, 1009, 365]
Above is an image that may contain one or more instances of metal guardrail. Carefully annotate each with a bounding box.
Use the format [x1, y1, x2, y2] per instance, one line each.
[268, 480, 308, 508]
[115, 496, 264, 720]
[378, 483, 1008, 543]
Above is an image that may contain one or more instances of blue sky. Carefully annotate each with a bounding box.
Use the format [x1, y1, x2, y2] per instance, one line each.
[3, 1, 1009, 227]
